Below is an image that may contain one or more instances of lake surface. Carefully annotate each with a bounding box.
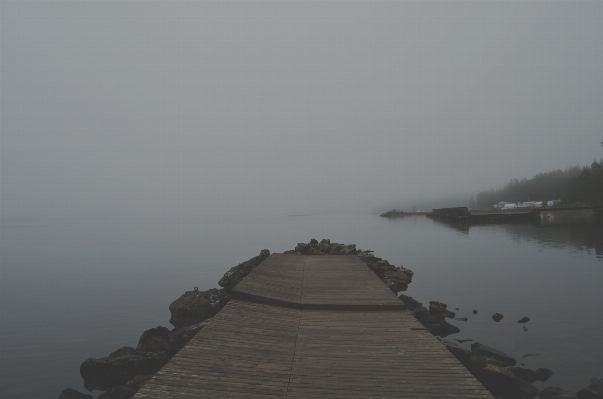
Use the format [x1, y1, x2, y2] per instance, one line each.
[1, 211, 602, 398]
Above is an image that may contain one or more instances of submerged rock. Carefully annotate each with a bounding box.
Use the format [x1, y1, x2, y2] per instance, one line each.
[169, 288, 230, 328]
[57, 388, 93, 399]
[80, 347, 169, 391]
[539, 387, 579, 399]
[518, 317, 531, 323]
[97, 386, 138, 399]
[478, 364, 539, 399]
[492, 313, 505, 322]
[218, 249, 270, 291]
[508, 367, 554, 383]
[471, 342, 516, 367]
[473, 310, 478, 314]
[576, 377, 603, 399]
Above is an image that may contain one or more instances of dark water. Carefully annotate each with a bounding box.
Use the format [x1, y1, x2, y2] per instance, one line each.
[1, 212, 601, 398]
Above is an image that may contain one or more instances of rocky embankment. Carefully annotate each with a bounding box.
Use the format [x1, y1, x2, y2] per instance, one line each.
[379, 209, 407, 218]
[58, 241, 602, 399]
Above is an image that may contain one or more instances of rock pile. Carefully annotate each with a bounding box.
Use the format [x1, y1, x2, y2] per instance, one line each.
[398, 294, 460, 337]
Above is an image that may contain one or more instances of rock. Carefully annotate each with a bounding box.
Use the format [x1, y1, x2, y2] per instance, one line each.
[57, 388, 93, 399]
[440, 339, 472, 367]
[218, 249, 270, 290]
[454, 307, 460, 311]
[126, 375, 153, 390]
[524, 326, 529, 332]
[536, 368, 555, 382]
[473, 310, 478, 314]
[309, 238, 318, 245]
[455, 317, 469, 321]
[479, 364, 539, 399]
[399, 294, 424, 311]
[576, 377, 603, 399]
[329, 245, 345, 255]
[471, 354, 505, 367]
[518, 317, 531, 323]
[509, 367, 554, 384]
[411, 306, 430, 320]
[168, 320, 210, 352]
[539, 387, 579, 399]
[422, 316, 460, 338]
[137, 326, 171, 354]
[366, 260, 396, 277]
[382, 268, 412, 292]
[471, 342, 516, 367]
[169, 288, 230, 328]
[80, 347, 169, 391]
[97, 386, 138, 399]
[429, 301, 456, 318]
[492, 313, 504, 322]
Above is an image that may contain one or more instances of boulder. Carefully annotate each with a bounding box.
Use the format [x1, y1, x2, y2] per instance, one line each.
[136, 326, 171, 354]
[80, 347, 169, 391]
[169, 288, 230, 328]
[411, 306, 430, 320]
[57, 388, 93, 399]
[539, 387, 579, 399]
[471, 342, 516, 367]
[535, 368, 555, 382]
[429, 301, 455, 318]
[168, 320, 210, 352]
[382, 269, 411, 292]
[329, 245, 345, 255]
[366, 260, 396, 277]
[398, 294, 421, 310]
[576, 377, 603, 399]
[508, 367, 552, 383]
[421, 315, 460, 337]
[126, 375, 153, 390]
[97, 386, 138, 399]
[440, 339, 472, 367]
[218, 249, 270, 291]
[478, 364, 539, 399]
[492, 313, 504, 322]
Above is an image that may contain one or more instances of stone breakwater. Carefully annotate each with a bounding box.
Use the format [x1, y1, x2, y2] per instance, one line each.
[57, 240, 602, 399]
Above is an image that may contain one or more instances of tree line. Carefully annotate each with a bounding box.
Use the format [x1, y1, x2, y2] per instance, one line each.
[473, 160, 603, 209]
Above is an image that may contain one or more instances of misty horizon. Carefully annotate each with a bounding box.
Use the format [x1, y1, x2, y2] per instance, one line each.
[2, 1, 602, 220]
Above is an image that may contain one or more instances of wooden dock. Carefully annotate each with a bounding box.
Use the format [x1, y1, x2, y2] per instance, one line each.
[134, 254, 494, 399]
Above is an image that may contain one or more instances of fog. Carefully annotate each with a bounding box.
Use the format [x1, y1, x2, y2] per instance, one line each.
[2, 1, 602, 219]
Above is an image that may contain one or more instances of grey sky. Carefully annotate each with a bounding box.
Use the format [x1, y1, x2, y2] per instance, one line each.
[2, 1, 602, 217]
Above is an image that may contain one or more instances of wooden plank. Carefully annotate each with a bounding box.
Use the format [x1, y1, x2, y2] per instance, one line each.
[233, 254, 405, 310]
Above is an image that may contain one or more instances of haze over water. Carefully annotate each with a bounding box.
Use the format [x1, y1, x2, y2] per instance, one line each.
[1, 1, 603, 398]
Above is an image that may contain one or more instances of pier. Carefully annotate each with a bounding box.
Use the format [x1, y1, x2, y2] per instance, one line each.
[134, 254, 494, 398]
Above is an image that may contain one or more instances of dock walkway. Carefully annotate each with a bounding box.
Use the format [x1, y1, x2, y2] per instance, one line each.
[135, 254, 494, 399]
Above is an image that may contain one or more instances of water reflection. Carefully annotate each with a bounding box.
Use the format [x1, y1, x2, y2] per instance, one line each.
[429, 210, 603, 259]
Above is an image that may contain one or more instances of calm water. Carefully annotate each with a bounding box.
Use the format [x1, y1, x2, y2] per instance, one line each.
[1, 211, 602, 398]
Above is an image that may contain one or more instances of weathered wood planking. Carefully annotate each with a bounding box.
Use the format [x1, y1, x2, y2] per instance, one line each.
[134, 255, 494, 399]
[288, 309, 493, 398]
[233, 254, 404, 310]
